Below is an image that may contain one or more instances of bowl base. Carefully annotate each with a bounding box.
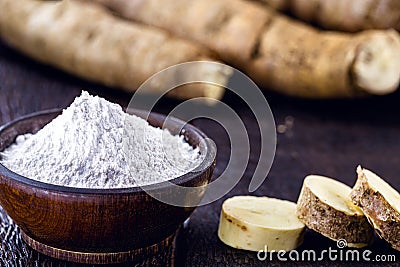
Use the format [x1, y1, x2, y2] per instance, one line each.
[21, 231, 176, 265]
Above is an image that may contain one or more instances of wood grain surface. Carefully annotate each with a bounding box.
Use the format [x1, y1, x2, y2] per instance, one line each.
[1, 39, 400, 267]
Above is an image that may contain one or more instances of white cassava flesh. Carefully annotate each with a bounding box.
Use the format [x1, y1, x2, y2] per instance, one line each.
[297, 175, 374, 248]
[351, 166, 400, 251]
[218, 196, 305, 252]
[353, 31, 400, 95]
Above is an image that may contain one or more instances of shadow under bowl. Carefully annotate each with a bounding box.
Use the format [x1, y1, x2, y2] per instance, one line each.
[0, 109, 216, 264]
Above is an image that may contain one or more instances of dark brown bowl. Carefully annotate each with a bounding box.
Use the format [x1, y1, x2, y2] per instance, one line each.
[0, 109, 216, 264]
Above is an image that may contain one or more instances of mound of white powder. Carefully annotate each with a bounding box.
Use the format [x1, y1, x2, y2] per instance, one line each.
[0, 91, 201, 188]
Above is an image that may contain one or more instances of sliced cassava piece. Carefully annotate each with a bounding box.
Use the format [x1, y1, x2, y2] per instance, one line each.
[95, 0, 400, 98]
[218, 196, 305, 252]
[351, 166, 400, 251]
[0, 0, 229, 102]
[296, 175, 374, 248]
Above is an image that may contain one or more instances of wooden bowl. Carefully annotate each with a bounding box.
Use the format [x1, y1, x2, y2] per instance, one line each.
[0, 109, 216, 264]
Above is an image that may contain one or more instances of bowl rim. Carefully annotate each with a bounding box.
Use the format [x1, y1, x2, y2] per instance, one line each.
[0, 108, 216, 195]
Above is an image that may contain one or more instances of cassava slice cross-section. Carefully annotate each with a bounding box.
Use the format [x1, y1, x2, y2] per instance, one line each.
[95, 0, 400, 98]
[257, 0, 400, 32]
[296, 175, 374, 247]
[218, 196, 305, 252]
[351, 166, 400, 251]
[0, 0, 229, 102]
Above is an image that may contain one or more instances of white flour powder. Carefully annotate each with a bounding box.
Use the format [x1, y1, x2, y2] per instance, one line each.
[0, 91, 201, 188]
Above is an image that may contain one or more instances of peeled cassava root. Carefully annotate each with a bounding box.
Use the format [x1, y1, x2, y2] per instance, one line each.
[351, 166, 400, 251]
[0, 0, 231, 101]
[95, 0, 400, 98]
[257, 0, 400, 32]
[296, 175, 374, 247]
[218, 196, 305, 252]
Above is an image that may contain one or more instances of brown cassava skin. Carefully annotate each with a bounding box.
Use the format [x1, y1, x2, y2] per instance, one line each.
[258, 0, 288, 11]
[259, 0, 400, 32]
[297, 184, 374, 245]
[93, 0, 269, 66]
[246, 16, 400, 98]
[0, 0, 225, 100]
[351, 171, 400, 251]
[94, 0, 400, 98]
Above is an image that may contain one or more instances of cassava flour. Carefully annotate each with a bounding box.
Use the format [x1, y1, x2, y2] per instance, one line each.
[0, 91, 201, 188]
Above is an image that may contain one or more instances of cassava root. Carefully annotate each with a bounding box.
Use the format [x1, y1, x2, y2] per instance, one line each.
[257, 0, 400, 32]
[0, 0, 231, 101]
[94, 0, 400, 98]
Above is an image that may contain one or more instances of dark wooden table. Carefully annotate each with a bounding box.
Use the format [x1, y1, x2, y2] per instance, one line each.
[1, 40, 400, 267]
